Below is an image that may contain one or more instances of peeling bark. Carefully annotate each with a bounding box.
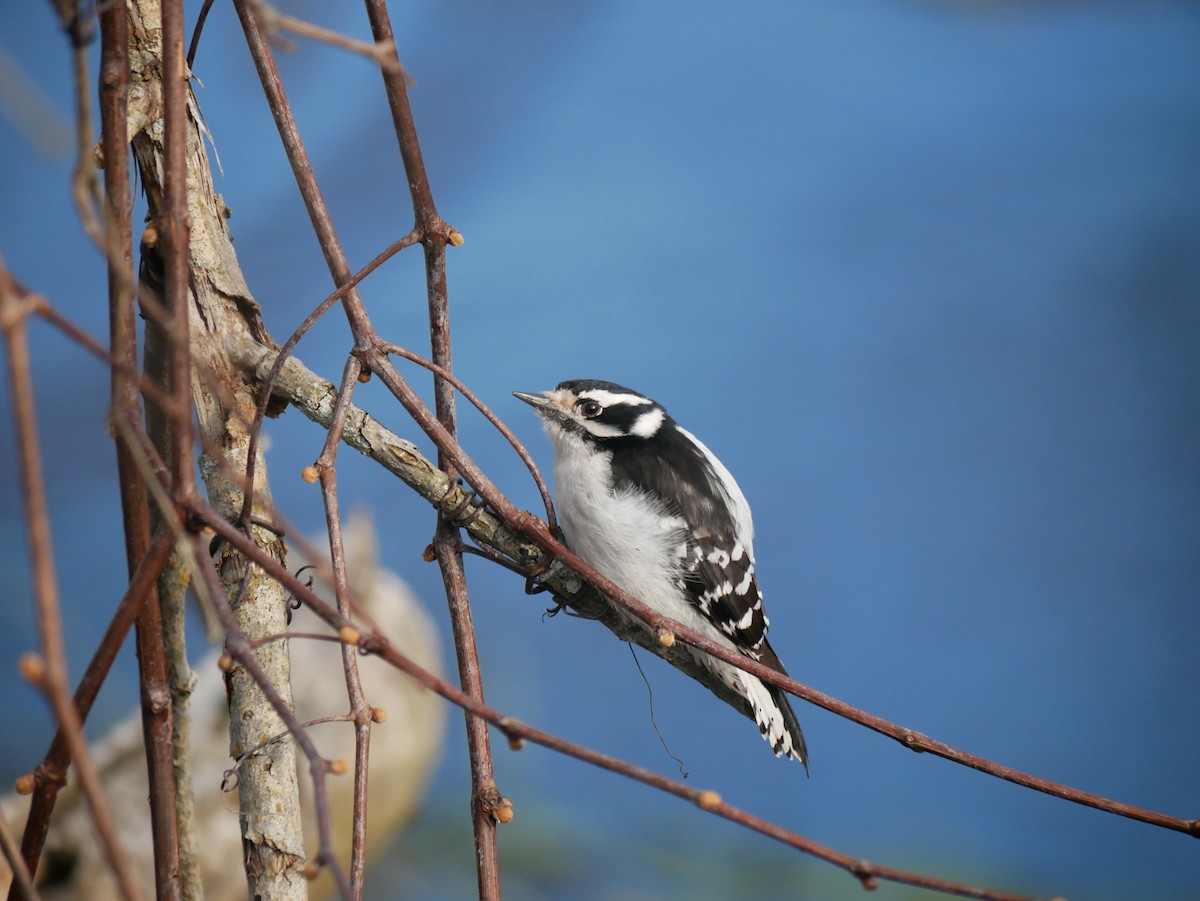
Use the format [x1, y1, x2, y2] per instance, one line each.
[125, 1, 306, 896]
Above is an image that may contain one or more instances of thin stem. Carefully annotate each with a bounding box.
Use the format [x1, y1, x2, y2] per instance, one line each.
[0, 804, 39, 901]
[182, 532, 353, 899]
[102, 1, 183, 894]
[11, 522, 173, 896]
[0, 261, 143, 901]
[185, 0, 217, 69]
[250, 0, 402, 72]
[238, 229, 418, 530]
[313, 354, 373, 898]
[161, 0, 195, 502]
[431, 524, 502, 899]
[358, 5, 502, 890]
[380, 341, 557, 535]
[232, 0, 374, 338]
[56, 0, 106, 249]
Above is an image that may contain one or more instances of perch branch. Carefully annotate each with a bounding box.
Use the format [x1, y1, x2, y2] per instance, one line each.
[234, 340, 1198, 840]
[190, 505, 1052, 901]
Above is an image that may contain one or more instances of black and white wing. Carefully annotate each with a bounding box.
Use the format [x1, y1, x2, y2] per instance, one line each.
[611, 419, 808, 764]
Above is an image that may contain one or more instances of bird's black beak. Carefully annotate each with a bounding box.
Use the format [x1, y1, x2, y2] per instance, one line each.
[514, 390, 570, 423]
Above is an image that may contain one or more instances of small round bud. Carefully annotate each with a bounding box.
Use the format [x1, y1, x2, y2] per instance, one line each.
[301, 465, 320, 484]
[447, 229, 465, 247]
[507, 734, 526, 752]
[338, 625, 361, 646]
[142, 223, 158, 247]
[329, 757, 350, 776]
[302, 862, 321, 881]
[422, 544, 437, 563]
[217, 654, 235, 672]
[656, 628, 676, 648]
[492, 797, 514, 824]
[696, 790, 722, 811]
[18, 652, 46, 685]
[370, 707, 388, 724]
[356, 369, 372, 383]
[13, 773, 35, 795]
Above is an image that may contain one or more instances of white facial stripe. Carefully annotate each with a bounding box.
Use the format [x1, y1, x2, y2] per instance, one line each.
[577, 389, 653, 408]
[581, 420, 624, 439]
[630, 408, 665, 438]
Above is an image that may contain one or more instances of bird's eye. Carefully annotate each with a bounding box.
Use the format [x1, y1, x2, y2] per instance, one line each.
[578, 400, 603, 419]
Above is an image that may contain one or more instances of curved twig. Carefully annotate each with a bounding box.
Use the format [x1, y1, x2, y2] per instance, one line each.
[237, 229, 419, 530]
[378, 340, 558, 537]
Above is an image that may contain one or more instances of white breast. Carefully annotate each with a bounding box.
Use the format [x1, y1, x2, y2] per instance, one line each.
[542, 417, 802, 761]
[553, 437, 681, 608]
[548, 426, 734, 648]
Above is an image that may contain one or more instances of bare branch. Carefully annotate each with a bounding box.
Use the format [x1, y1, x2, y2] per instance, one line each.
[250, 0, 403, 74]
[430, 523, 502, 900]
[232, 0, 375, 338]
[43, 0, 107, 248]
[0, 261, 144, 901]
[11, 526, 174, 889]
[312, 354, 373, 898]
[0, 804, 38, 901]
[380, 341, 557, 537]
[126, 0, 314, 894]
[101, 0, 183, 894]
[234, 339, 1200, 841]
[358, 0, 504, 889]
[192, 504, 1053, 901]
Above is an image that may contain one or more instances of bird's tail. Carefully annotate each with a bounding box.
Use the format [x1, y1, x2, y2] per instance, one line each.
[754, 641, 809, 773]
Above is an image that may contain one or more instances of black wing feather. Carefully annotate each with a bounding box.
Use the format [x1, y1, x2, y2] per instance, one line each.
[608, 418, 767, 652]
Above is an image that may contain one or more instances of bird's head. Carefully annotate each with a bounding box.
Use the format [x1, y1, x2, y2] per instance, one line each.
[514, 379, 668, 446]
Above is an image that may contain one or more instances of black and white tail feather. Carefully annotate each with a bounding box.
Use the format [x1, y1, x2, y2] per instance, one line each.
[515, 379, 808, 770]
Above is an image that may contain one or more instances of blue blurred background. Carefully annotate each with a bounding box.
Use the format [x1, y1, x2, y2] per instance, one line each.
[2, 1, 1198, 899]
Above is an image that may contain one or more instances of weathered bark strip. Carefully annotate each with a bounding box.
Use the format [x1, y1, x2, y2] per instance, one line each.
[124, 1, 306, 896]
